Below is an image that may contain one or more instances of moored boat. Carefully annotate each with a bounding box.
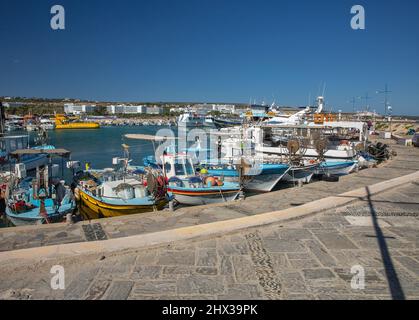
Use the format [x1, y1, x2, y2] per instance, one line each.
[74, 149, 171, 220]
[5, 169, 76, 226]
[75, 174, 170, 219]
[54, 114, 100, 129]
[314, 160, 358, 176]
[159, 153, 241, 205]
[205, 162, 290, 192]
[282, 163, 318, 184]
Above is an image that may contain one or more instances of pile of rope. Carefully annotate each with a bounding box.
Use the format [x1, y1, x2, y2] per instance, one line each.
[367, 142, 396, 162]
[146, 170, 167, 200]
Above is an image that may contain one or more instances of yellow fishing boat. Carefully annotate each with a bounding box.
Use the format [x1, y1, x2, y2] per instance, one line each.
[54, 114, 100, 129]
[76, 187, 169, 219]
[74, 170, 170, 220]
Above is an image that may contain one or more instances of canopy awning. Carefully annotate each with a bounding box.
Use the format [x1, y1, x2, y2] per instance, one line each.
[10, 148, 71, 158]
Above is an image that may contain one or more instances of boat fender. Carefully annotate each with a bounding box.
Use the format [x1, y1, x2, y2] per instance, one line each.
[205, 177, 217, 187]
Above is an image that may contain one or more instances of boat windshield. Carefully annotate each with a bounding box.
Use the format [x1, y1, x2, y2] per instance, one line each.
[174, 159, 195, 176]
[185, 161, 195, 175]
[174, 163, 185, 175]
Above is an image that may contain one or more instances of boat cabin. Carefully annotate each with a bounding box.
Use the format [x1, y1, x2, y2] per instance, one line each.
[161, 154, 195, 179]
[80, 177, 149, 200]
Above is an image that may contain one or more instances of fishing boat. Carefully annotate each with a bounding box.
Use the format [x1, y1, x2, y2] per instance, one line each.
[213, 117, 243, 129]
[40, 118, 55, 130]
[74, 145, 171, 220]
[204, 162, 290, 192]
[124, 133, 241, 205]
[357, 151, 378, 169]
[281, 163, 318, 184]
[314, 160, 358, 176]
[75, 170, 170, 219]
[160, 153, 241, 205]
[177, 111, 215, 128]
[54, 114, 100, 129]
[5, 168, 76, 226]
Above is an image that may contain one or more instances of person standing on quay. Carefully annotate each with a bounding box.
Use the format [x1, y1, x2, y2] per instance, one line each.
[0, 189, 7, 225]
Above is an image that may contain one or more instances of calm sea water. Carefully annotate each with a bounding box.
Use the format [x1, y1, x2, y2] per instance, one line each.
[29, 126, 173, 174]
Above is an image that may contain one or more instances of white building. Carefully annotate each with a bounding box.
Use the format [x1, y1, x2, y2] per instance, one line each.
[146, 106, 163, 114]
[64, 103, 97, 115]
[106, 105, 147, 114]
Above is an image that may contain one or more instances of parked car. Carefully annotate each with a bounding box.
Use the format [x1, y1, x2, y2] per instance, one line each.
[413, 133, 419, 147]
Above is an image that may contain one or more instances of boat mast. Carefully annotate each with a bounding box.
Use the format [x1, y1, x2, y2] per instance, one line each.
[0, 102, 5, 134]
[377, 84, 392, 117]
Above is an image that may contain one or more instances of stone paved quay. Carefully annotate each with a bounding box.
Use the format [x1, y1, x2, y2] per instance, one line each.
[0, 178, 418, 300]
[1, 141, 418, 252]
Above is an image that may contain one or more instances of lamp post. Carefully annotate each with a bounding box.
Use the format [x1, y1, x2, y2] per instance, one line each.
[388, 105, 393, 135]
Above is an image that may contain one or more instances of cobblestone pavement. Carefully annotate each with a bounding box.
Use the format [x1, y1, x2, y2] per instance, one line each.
[0, 179, 418, 300]
[1, 143, 418, 252]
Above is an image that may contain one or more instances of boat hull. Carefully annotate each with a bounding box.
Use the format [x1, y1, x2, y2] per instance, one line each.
[5, 213, 44, 226]
[77, 188, 168, 220]
[257, 145, 356, 161]
[5, 202, 75, 226]
[282, 164, 317, 184]
[314, 161, 357, 176]
[243, 173, 287, 192]
[168, 187, 239, 205]
[55, 123, 100, 129]
[207, 164, 290, 192]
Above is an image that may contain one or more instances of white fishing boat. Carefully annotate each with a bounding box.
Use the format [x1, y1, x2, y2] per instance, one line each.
[162, 153, 241, 205]
[314, 160, 358, 176]
[40, 118, 55, 130]
[177, 111, 216, 128]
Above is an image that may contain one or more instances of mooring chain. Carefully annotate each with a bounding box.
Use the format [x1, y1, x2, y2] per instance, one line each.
[245, 232, 282, 299]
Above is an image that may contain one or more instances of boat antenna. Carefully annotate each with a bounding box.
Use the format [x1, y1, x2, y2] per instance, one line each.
[322, 83, 327, 97]
[348, 97, 356, 113]
[359, 92, 372, 112]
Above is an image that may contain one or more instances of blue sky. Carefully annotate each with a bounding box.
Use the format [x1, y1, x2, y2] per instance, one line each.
[1, 0, 418, 115]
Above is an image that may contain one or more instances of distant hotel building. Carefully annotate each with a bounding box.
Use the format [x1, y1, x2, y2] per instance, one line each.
[2, 101, 30, 108]
[146, 106, 163, 115]
[107, 105, 146, 114]
[106, 105, 163, 115]
[64, 103, 97, 114]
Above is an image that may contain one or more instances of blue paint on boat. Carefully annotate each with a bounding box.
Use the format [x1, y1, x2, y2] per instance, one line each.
[6, 188, 76, 226]
[207, 163, 289, 177]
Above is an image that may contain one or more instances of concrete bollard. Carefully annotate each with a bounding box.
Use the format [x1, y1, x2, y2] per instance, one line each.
[169, 200, 174, 212]
[66, 213, 73, 225]
[298, 180, 304, 188]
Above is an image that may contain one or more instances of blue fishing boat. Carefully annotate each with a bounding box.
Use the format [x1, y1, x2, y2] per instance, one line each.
[6, 180, 76, 226]
[205, 162, 290, 192]
[314, 160, 358, 176]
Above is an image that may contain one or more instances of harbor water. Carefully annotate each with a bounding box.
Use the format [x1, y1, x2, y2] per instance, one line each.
[31, 126, 169, 171]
